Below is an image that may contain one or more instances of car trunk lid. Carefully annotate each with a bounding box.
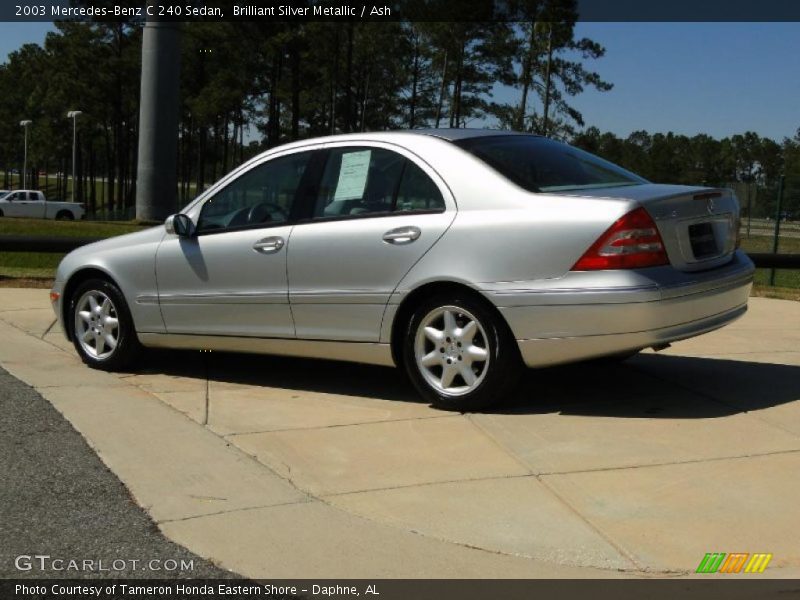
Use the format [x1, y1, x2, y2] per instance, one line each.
[558, 184, 739, 272]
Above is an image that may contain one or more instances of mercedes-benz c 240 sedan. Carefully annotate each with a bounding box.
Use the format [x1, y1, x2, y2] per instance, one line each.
[51, 130, 754, 410]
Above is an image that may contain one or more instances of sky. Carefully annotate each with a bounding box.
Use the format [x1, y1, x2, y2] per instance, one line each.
[1, 21, 798, 141]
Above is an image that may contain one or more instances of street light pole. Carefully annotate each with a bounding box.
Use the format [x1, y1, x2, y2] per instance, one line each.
[19, 120, 32, 189]
[67, 111, 83, 202]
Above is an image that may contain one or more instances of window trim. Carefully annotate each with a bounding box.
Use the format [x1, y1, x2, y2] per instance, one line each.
[193, 148, 326, 237]
[294, 207, 446, 227]
[294, 145, 447, 224]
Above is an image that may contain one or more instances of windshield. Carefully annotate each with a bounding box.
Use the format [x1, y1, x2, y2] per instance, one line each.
[453, 135, 647, 193]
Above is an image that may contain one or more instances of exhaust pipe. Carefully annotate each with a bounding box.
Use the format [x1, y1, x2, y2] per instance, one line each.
[651, 343, 672, 352]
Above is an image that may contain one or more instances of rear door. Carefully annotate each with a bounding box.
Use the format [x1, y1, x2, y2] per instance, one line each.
[287, 143, 455, 341]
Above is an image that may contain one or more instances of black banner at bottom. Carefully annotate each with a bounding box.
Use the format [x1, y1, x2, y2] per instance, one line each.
[3, 579, 800, 600]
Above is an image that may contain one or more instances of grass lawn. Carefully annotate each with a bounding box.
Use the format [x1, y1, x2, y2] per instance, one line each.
[0, 218, 149, 280]
[739, 234, 800, 294]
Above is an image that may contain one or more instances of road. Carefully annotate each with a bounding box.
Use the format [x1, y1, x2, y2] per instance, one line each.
[0, 366, 237, 579]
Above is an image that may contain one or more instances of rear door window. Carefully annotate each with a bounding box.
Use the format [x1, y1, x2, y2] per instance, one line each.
[312, 147, 445, 219]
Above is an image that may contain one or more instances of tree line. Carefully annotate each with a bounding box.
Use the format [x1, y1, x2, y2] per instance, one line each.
[0, 0, 797, 218]
[0, 0, 612, 214]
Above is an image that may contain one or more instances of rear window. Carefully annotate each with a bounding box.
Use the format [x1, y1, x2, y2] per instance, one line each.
[453, 135, 646, 193]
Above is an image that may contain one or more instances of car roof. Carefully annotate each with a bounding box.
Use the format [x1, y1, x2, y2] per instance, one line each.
[404, 128, 539, 142]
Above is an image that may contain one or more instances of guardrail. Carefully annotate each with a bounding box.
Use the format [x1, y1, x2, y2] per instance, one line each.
[747, 253, 800, 269]
[1, 235, 799, 270]
[0, 235, 102, 253]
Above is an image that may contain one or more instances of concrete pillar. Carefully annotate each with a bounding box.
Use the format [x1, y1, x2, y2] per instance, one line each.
[135, 15, 181, 222]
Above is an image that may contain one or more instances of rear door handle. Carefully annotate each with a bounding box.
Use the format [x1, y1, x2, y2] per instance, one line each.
[382, 226, 421, 245]
[252, 236, 285, 253]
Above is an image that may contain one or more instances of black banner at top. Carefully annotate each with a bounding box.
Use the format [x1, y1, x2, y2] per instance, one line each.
[2, 0, 800, 22]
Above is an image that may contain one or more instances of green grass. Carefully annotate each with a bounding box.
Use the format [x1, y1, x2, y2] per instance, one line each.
[0, 217, 149, 279]
[739, 233, 800, 254]
[0, 217, 145, 238]
[739, 235, 800, 293]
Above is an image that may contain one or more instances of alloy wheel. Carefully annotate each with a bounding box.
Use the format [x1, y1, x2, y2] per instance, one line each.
[414, 305, 490, 396]
[74, 290, 120, 360]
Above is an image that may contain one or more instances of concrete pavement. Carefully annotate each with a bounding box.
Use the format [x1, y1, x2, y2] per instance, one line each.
[0, 366, 238, 579]
[1, 288, 799, 578]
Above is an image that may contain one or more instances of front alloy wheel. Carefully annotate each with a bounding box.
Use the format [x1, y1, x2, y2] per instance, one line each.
[404, 293, 522, 411]
[74, 290, 120, 360]
[70, 278, 141, 370]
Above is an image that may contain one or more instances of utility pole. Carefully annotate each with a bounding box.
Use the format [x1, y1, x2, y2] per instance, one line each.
[20, 120, 32, 189]
[135, 6, 181, 222]
[67, 110, 82, 202]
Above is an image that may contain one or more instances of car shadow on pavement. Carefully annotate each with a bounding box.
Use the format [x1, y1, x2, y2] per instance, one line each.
[501, 353, 800, 419]
[138, 348, 419, 403]
[135, 349, 800, 419]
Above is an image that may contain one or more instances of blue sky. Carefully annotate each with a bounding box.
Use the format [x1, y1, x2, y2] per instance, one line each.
[1, 21, 798, 141]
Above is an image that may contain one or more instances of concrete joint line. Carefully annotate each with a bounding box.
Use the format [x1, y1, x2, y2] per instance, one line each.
[156, 498, 315, 526]
[464, 413, 536, 475]
[319, 472, 535, 498]
[537, 447, 800, 477]
[222, 413, 453, 438]
[40, 318, 57, 339]
[533, 473, 645, 573]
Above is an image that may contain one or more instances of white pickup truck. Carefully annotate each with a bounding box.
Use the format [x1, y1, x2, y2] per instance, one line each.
[0, 190, 85, 220]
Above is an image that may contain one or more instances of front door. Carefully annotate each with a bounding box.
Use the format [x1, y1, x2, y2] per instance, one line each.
[155, 150, 316, 338]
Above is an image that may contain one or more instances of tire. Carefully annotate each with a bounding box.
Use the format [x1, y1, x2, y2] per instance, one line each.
[56, 210, 75, 221]
[0, 209, 4, 217]
[402, 292, 522, 412]
[69, 278, 141, 371]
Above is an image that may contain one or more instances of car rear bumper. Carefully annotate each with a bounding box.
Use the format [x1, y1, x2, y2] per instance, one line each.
[483, 250, 754, 368]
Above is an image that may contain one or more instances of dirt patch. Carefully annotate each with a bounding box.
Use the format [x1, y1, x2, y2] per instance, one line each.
[0, 277, 54, 289]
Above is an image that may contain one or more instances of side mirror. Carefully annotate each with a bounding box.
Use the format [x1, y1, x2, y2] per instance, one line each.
[165, 214, 196, 238]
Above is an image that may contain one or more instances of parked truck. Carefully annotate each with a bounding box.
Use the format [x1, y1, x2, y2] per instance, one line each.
[0, 190, 85, 220]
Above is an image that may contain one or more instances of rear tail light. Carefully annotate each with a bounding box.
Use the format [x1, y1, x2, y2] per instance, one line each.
[571, 207, 669, 271]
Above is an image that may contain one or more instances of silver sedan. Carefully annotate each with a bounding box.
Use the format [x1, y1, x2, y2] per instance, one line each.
[51, 130, 754, 411]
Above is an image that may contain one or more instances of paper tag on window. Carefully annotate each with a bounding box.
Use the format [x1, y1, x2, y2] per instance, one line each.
[334, 150, 371, 201]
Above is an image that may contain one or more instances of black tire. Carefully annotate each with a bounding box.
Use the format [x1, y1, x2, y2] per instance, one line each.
[69, 278, 141, 371]
[55, 210, 74, 221]
[0, 209, 4, 217]
[402, 292, 522, 412]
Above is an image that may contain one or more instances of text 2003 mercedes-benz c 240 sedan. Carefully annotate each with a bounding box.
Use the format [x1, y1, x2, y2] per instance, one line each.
[51, 129, 754, 411]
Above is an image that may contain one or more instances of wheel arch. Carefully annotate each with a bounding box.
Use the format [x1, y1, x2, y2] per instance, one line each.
[389, 280, 516, 368]
[62, 267, 122, 341]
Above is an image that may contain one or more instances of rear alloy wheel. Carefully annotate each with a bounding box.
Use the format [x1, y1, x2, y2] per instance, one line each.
[70, 278, 141, 371]
[404, 294, 522, 411]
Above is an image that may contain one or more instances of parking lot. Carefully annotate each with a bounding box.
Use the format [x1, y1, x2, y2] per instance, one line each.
[1, 288, 799, 578]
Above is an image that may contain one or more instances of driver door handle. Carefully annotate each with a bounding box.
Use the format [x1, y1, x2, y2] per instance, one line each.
[253, 236, 284, 253]
[382, 226, 421, 245]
